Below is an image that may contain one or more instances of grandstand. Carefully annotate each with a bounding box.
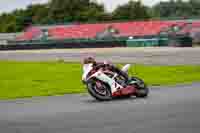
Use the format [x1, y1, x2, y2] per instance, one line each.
[16, 20, 200, 41]
[0, 20, 199, 50]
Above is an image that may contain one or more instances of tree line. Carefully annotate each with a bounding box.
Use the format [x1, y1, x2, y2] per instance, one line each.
[0, 0, 200, 33]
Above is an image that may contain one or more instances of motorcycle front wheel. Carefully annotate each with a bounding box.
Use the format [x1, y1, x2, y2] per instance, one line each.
[86, 79, 112, 101]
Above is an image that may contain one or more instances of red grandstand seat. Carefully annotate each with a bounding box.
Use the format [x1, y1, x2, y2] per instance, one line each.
[16, 27, 42, 41]
[44, 20, 200, 40]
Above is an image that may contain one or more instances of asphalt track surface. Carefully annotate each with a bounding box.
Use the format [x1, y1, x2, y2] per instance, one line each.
[0, 83, 200, 133]
[1, 47, 200, 133]
[1, 47, 200, 65]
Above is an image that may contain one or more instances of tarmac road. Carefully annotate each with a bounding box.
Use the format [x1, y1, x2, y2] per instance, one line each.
[0, 83, 200, 133]
[1, 47, 200, 65]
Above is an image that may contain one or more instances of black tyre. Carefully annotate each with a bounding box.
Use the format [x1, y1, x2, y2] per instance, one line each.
[86, 79, 112, 101]
[130, 77, 149, 98]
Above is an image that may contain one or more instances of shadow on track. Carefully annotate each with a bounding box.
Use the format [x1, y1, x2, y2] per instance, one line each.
[82, 96, 139, 104]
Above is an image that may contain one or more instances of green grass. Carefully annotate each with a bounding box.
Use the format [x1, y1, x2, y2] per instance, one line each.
[0, 61, 200, 100]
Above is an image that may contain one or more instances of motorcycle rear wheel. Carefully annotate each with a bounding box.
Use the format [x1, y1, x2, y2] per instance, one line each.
[130, 77, 149, 98]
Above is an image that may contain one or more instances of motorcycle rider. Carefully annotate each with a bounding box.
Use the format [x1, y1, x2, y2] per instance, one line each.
[83, 57, 129, 81]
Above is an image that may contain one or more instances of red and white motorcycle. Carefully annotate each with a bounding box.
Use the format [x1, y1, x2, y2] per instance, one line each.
[82, 63, 149, 101]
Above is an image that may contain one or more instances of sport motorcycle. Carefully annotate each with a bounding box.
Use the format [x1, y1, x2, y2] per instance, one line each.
[82, 63, 149, 101]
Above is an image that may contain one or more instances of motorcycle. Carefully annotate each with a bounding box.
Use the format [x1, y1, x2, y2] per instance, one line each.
[82, 63, 149, 101]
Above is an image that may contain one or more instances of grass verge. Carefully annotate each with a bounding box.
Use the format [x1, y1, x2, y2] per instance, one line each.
[0, 61, 200, 100]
